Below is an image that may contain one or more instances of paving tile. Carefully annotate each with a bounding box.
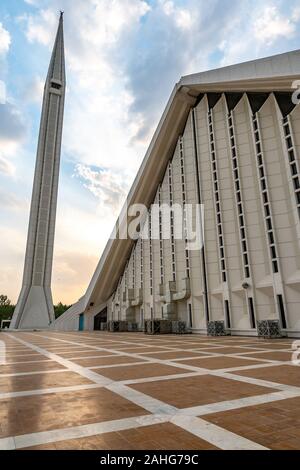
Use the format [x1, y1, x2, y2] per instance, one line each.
[95, 363, 191, 381]
[2, 331, 298, 451]
[0, 371, 93, 393]
[139, 351, 209, 360]
[174, 356, 263, 370]
[160, 344, 205, 350]
[118, 348, 171, 354]
[57, 351, 117, 358]
[192, 347, 261, 355]
[231, 365, 300, 387]
[22, 422, 219, 450]
[130, 375, 276, 408]
[203, 396, 300, 450]
[242, 351, 293, 362]
[0, 361, 64, 374]
[1, 354, 47, 363]
[0, 387, 148, 438]
[244, 343, 293, 350]
[72, 356, 147, 367]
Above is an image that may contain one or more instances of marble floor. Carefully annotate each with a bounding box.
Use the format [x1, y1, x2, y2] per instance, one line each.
[0, 331, 299, 450]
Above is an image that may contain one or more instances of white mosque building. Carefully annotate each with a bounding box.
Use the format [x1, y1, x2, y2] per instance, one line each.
[53, 49, 300, 338]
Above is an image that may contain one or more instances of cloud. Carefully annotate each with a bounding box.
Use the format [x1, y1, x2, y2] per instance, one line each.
[21, 9, 57, 45]
[0, 102, 27, 175]
[160, 0, 194, 30]
[0, 102, 27, 143]
[20, 0, 269, 165]
[0, 155, 15, 176]
[74, 164, 129, 214]
[293, 6, 300, 22]
[0, 226, 27, 302]
[0, 190, 28, 211]
[24, 0, 40, 5]
[122, 0, 243, 142]
[254, 6, 296, 45]
[21, 75, 44, 104]
[219, 1, 300, 66]
[0, 22, 11, 56]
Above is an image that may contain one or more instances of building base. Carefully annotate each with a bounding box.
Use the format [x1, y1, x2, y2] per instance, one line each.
[10, 286, 54, 330]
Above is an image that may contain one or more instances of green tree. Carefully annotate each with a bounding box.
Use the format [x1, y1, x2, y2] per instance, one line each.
[0, 295, 14, 325]
[0, 296, 72, 325]
[54, 302, 71, 319]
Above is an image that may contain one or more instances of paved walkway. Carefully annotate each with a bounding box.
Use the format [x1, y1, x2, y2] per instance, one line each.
[0, 331, 299, 450]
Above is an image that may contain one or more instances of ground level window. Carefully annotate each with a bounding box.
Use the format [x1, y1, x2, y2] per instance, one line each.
[188, 304, 193, 328]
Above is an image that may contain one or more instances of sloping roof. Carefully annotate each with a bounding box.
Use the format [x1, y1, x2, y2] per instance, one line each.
[51, 296, 85, 330]
[71, 49, 300, 313]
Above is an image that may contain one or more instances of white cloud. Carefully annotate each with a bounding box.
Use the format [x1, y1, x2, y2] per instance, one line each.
[160, 0, 193, 30]
[0, 190, 28, 211]
[0, 102, 27, 175]
[292, 6, 300, 22]
[219, 2, 300, 67]
[0, 80, 6, 104]
[0, 155, 15, 176]
[22, 9, 57, 45]
[74, 163, 129, 215]
[0, 226, 26, 302]
[254, 6, 296, 45]
[0, 22, 11, 56]
[22, 75, 44, 104]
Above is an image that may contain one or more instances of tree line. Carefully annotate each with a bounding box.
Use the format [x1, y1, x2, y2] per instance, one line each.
[0, 295, 71, 325]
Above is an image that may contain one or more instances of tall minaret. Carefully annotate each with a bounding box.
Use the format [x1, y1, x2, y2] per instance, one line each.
[11, 13, 65, 329]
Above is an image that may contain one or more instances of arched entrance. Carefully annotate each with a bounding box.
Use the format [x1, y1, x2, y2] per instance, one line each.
[94, 307, 107, 330]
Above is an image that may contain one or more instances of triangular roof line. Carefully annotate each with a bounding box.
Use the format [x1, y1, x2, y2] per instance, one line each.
[225, 93, 243, 112]
[207, 93, 222, 109]
[274, 92, 296, 117]
[247, 93, 269, 114]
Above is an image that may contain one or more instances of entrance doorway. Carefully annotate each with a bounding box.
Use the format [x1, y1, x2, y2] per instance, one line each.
[79, 313, 84, 331]
[94, 307, 107, 330]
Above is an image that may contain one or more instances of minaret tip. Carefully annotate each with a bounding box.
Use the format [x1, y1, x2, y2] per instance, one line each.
[60, 10, 64, 19]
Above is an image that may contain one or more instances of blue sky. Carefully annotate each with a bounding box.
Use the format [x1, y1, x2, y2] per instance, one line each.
[0, 0, 300, 305]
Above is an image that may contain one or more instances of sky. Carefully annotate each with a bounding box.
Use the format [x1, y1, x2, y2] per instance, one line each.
[0, 0, 300, 306]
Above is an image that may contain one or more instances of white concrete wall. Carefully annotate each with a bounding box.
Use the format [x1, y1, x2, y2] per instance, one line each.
[105, 93, 300, 336]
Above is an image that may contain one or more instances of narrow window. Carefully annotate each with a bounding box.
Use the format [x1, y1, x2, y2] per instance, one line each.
[188, 304, 193, 328]
[248, 297, 256, 329]
[277, 295, 287, 329]
[272, 260, 278, 273]
[225, 300, 231, 329]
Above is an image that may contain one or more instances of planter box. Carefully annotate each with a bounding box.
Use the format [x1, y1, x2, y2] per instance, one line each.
[172, 321, 187, 335]
[207, 321, 226, 336]
[144, 320, 172, 335]
[257, 320, 281, 338]
[108, 321, 128, 332]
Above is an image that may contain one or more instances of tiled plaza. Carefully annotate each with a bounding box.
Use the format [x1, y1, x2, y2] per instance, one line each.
[0, 331, 299, 450]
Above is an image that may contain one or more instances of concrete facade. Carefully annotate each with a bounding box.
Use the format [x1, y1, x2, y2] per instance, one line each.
[53, 50, 300, 337]
[11, 14, 65, 329]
